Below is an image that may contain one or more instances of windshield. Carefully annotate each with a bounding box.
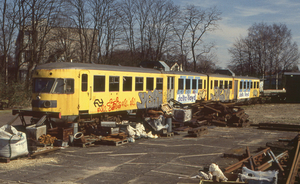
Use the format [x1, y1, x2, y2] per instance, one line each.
[33, 78, 55, 93]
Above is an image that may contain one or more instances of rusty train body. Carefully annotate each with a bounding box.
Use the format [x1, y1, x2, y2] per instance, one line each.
[22, 62, 260, 122]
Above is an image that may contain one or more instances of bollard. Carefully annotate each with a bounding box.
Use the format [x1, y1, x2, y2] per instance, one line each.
[166, 117, 172, 132]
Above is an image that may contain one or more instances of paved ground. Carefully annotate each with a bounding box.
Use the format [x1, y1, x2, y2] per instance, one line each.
[0, 105, 298, 184]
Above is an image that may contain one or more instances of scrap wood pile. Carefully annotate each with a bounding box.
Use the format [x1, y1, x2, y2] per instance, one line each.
[192, 101, 252, 127]
[221, 134, 300, 184]
[38, 134, 57, 145]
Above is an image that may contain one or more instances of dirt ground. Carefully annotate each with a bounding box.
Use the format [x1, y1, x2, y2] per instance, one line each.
[241, 103, 300, 124]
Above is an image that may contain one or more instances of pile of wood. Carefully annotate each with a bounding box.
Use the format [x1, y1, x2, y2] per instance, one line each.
[192, 102, 252, 127]
[38, 134, 57, 145]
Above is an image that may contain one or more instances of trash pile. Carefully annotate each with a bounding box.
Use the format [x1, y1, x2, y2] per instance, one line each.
[195, 134, 300, 184]
[192, 101, 252, 127]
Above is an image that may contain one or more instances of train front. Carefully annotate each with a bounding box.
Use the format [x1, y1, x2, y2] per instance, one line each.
[31, 67, 79, 122]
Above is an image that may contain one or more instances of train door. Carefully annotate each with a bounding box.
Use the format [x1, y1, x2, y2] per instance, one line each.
[167, 76, 174, 101]
[79, 71, 91, 113]
[234, 80, 238, 100]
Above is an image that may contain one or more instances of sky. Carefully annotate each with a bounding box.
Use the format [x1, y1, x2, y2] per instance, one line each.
[173, 0, 300, 68]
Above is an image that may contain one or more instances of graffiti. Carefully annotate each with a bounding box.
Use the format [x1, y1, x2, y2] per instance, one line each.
[198, 90, 207, 100]
[239, 92, 250, 98]
[137, 89, 163, 109]
[130, 97, 136, 106]
[211, 88, 230, 101]
[97, 97, 136, 113]
[176, 94, 196, 103]
[93, 99, 103, 107]
[253, 90, 258, 97]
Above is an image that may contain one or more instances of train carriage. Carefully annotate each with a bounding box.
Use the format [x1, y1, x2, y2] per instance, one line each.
[32, 62, 166, 121]
[206, 74, 234, 102]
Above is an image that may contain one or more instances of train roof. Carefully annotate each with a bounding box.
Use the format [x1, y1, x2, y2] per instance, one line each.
[35, 62, 163, 74]
[165, 71, 207, 76]
[233, 75, 260, 80]
[207, 73, 234, 78]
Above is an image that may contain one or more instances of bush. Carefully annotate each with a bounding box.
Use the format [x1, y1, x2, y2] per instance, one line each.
[0, 76, 31, 108]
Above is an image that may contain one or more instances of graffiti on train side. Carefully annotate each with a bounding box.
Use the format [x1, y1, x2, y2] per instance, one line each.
[97, 97, 136, 113]
[198, 90, 207, 100]
[211, 88, 230, 101]
[137, 89, 163, 109]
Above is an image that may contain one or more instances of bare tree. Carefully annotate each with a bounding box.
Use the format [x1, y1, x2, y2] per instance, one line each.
[0, 0, 19, 83]
[117, 0, 136, 56]
[183, 5, 221, 71]
[228, 22, 300, 89]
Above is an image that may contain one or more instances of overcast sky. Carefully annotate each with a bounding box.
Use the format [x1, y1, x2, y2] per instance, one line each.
[173, 0, 300, 68]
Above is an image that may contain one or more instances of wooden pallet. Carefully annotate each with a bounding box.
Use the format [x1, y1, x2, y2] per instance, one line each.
[99, 138, 128, 146]
[74, 141, 95, 148]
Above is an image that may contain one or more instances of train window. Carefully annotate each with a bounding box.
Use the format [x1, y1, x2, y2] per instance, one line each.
[198, 79, 203, 89]
[33, 78, 55, 93]
[204, 80, 206, 89]
[211, 80, 213, 89]
[53, 78, 75, 94]
[156, 78, 163, 90]
[253, 82, 256, 88]
[186, 79, 191, 90]
[109, 76, 119, 91]
[66, 79, 74, 93]
[192, 79, 197, 89]
[81, 74, 88, 92]
[178, 79, 184, 90]
[244, 81, 247, 89]
[240, 81, 243, 89]
[135, 77, 143, 91]
[123, 76, 132, 91]
[94, 76, 105, 92]
[224, 81, 228, 89]
[146, 77, 154, 91]
[167, 77, 174, 89]
[220, 80, 224, 89]
[257, 82, 259, 89]
[53, 79, 64, 93]
[214, 80, 218, 88]
[250, 81, 253, 89]
[229, 81, 232, 89]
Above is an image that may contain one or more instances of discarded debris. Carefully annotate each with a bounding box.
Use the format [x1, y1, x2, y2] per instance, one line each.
[192, 102, 252, 127]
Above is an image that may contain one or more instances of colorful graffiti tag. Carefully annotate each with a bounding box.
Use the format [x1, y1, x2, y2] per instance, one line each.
[211, 88, 230, 101]
[137, 89, 163, 109]
[97, 97, 136, 113]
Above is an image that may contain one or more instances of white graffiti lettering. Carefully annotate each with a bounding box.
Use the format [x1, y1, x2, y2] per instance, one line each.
[137, 89, 163, 109]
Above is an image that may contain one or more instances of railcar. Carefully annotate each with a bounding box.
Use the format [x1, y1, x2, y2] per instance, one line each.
[18, 62, 260, 124]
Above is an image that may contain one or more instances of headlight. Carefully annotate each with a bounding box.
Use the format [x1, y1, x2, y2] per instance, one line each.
[43, 101, 51, 108]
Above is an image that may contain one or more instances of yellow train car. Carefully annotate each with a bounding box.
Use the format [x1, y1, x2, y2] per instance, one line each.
[206, 74, 260, 103]
[31, 62, 165, 121]
[207, 74, 234, 101]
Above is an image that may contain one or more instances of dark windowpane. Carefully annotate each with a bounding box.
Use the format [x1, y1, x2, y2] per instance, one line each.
[198, 79, 203, 89]
[156, 78, 163, 90]
[240, 81, 243, 89]
[229, 81, 232, 89]
[94, 76, 105, 92]
[146, 77, 154, 90]
[123, 77, 132, 91]
[214, 80, 218, 88]
[204, 80, 206, 89]
[66, 79, 74, 93]
[186, 79, 191, 90]
[179, 79, 184, 90]
[82, 74, 88, 91]
[135, 77, 143, 91]
[192, 79, 197, 89]
[225, 81, 228, 88]
[220, 80, 223, 89]
[109, 76, 119, 91]
[54, 79, 64, 93]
